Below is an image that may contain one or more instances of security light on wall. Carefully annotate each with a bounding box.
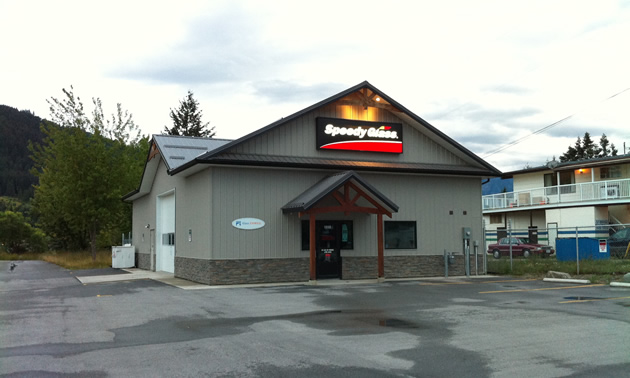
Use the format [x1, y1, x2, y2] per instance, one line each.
[145, 224, 150, 229]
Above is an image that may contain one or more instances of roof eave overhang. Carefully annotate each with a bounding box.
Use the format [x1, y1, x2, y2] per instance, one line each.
[198, 158, 499, 177]
[503, 155, 630, 177]
[121, 138, 161, 202]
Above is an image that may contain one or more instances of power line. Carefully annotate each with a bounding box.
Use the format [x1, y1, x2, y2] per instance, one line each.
[482, 87, 630, 158]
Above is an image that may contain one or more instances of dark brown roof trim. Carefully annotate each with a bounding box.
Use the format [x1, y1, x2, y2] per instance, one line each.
[197, 153, 497, 176]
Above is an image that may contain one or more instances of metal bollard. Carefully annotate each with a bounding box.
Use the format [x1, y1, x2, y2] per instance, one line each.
[474, 240, 479, 275]
[444, 249, 449, 278]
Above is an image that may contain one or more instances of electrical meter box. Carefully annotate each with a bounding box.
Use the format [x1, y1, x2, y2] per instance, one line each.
[112, 246, 135, 268]
[462, 227, 472, 240]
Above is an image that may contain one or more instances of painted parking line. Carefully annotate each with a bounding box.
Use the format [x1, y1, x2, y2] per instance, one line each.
[419, 278, 539, 286]
[477, 279, 539, 284]
[480, 284, 604, 294]
[559, 295, 630, 304]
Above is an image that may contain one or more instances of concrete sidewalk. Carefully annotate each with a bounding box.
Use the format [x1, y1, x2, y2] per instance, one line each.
[75, 268, 312, 290]
[75, 269, 212, 290]
[75, 268, 495, 290]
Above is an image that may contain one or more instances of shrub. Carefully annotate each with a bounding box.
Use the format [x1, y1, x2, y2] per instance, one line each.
[0, 211, 48, 253]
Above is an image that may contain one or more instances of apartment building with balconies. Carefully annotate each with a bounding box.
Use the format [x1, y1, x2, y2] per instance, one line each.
[482, 154, 630, 248]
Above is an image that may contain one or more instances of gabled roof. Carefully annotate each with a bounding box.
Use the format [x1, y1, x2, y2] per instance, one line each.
[170, 81, 501, 177]
[152, 135, 233, 171]
[282, 170, 399, 214]
[122, 135, 232, 201]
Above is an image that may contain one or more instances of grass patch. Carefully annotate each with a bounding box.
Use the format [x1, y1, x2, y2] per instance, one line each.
[0, 249, 112, 270]
[487, 256, 630, 283]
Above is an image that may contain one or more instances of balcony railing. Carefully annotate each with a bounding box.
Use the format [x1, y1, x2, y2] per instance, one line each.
[483, 178, 630, 211]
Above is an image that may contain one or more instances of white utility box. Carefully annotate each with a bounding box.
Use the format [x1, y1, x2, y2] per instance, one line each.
[112, 246, 135, 268]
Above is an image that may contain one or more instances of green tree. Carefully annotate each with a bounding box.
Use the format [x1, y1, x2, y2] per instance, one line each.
[30, 86, 147, 260]
[581, 132, 600, 159]
[598, 134, 618, 157]
[558, 132, 622, 162]
[560, 136, 584, 162]
[574, 136, 585, 160]
[610, 143, 618, 156]
[0, 211, 46, 253]
[599, 134, 610, 157]
[0, 105, 45, 199]
[559, 144, 577, 162]
[163, 90, 215, 137]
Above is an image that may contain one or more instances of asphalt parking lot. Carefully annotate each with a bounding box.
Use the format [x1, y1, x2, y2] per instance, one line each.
[1, 261, 630, 377]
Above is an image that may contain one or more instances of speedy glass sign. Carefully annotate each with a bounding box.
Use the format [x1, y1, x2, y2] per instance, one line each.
[316, 117, 403, 154]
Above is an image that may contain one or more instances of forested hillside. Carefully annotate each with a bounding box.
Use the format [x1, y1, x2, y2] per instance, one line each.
[0, 105, 46, 199]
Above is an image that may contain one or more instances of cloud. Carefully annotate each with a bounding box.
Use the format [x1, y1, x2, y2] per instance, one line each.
[482, 84, 531, 95]
[250, 80, 345, 103]
[112, 3, 278, 85]
[430, 102, 541, 124]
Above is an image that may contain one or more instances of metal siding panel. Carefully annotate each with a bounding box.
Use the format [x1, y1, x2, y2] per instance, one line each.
[219, 105, 471, 168]
[177, 169, 211, 260]
[131, 194, 152, 256]
[211, 167, 363, 260]
[357, 173, 483, 257]
[205, 166, 484, 262]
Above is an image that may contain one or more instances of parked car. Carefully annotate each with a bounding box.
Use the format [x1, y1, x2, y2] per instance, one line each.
[608, 228, 630, 258]
[487, 237, 555, 259]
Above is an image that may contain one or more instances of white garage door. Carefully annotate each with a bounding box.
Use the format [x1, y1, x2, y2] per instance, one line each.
[156, 192, 175, 273]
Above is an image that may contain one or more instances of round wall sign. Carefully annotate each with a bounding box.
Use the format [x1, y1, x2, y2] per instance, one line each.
[232, 218, 265, 230]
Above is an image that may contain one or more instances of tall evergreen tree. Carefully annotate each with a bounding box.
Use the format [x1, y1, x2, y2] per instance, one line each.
[599, 134, 610, 157]
[559, 132, 619, 162]
[559, 145, 577, 162]
[574, 136, 585, 160]
[560, 136, 582, 162]
[163, 91, 215, 137]
[610, 143, 618, 156]
[581, 132, 599, 159]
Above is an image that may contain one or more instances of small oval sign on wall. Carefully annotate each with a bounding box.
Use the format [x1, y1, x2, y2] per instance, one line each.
[232, 218, 265, 230]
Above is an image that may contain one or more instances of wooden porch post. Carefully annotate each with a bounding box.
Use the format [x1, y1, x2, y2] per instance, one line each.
[377, 213, 384, 278]
[309, 213, 316, 281]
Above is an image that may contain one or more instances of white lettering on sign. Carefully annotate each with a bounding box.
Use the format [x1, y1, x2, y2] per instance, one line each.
[324, 124, 398, 140]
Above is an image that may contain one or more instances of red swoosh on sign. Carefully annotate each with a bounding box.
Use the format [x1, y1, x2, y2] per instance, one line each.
[320, 141, 402, 153]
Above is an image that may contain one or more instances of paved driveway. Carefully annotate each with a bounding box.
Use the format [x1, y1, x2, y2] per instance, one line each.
[1, 261, 629, 377]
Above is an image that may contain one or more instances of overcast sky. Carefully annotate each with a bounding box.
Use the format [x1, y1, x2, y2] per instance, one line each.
[2, 0, 629, 171]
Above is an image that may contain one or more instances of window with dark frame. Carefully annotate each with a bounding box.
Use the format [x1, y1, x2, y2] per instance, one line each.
[559, 171, 575, 193]
[162, 232, 175, 245]
[544, 173, 558, 195]
[544, 171, 575, 194]
[601, 166, 621, 179]
[384, 221, 417, 249]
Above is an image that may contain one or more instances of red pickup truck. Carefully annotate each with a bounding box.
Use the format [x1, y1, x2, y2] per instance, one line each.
[487, 237, 554, 259]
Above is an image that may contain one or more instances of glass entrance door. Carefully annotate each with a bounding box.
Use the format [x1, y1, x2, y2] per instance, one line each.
[316, 221, 342, 278]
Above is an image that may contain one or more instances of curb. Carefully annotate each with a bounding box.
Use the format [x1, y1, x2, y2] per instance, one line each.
[610, 282, 630, 288]
[543, 278, 591, 284]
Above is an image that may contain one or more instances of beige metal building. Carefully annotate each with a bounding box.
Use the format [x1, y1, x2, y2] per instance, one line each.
[124, 81, 500, 284]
